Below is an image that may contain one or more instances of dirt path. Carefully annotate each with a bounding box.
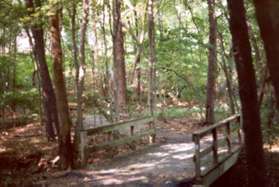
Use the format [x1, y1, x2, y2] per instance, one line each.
[0, 117, 201, 186]
[33, 118, 203, 186]
[2, 118, 279, 186]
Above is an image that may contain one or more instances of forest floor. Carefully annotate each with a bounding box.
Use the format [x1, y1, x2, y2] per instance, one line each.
[1, 116, 279, 186]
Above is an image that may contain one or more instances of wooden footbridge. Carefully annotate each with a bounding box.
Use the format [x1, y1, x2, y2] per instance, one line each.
[67, 114, 242, 187]
[39, 114, 242, 187]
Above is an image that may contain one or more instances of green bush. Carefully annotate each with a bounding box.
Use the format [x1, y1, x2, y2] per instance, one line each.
[0, 89, 40, 113]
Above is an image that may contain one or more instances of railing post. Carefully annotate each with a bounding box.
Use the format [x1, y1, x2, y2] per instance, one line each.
[237, 115, 242, 144]
[193, 134, 201, 179]
[107, 131, 113, 141]
[225, 122, 232, 153]
[130, 125, 134, 136]
[149, 119, 156, 144]
[212, 128, 218, 165]
[80, 130, 88, 166]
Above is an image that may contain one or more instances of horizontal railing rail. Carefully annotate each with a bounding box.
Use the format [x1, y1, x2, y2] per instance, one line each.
[79, 116, 156, 165]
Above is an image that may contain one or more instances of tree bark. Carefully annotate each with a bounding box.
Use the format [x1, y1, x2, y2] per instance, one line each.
[76, 0, 90, 134]
[101, 1, 110, 94]
[134, 49, 142, 102]
[69, 0, 79, 95]
[112, 0, 127, 116]
[227, 0, 266, 186]
[91, 0, 98, 92]
[253, 0, 279, 112]
[101, 1, 114, 117]
[147, 0, 156, 115]
[25, 0, 59, 140]
[74, 0, 90, 165]
[134, 13, 142, 102]
[130, 6, 147, 103]
[10, 38, 17, 113]
[205, 0, 217, 125]
[218, 31, 236, 114]
[49, 7, 73, 169]
[25, 29, 44, 126]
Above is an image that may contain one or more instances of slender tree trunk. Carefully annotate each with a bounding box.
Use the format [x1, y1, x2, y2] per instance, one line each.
[25, 0, 59, 140]
[134, 49, 142, 102]
[101, 2, 114, 118]
[205, 0, 217, 125]
[157, 3, 163, 40]
[70, 0, 79, 96]
[249, 25, 262, 69]
[91, 22, 97, 92]
[258, 68, 268, 108]
[76, 0, 90, 134]
[148, 0, 156, 115]
[11, 38, 17, 113]
[50, 7, 73, 169]
[221, 58, 236, 114]
[101, 1, 110, 93]
[266, 90, 275, 130]
[227, 0, 266, 186]
[91, 0, 99, 94]
[112, 0, 127, 116]
[74, 0, 90, 165]
[218, 31, 236, 114]
[253, 0, 279, 112]
[26, 29, 44, 127]
[131, 8, 146, 103]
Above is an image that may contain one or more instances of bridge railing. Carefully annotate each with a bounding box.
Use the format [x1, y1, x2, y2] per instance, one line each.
[79, 116, 156, 165]
[192, 114, 242, 181]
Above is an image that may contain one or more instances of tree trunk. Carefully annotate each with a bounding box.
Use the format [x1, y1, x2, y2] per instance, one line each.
[101, 1, 114, 117]
[253, 0, 279, 112]
[50, 7, 73, 169]
[258, 67, 268, 108]
[25, 0, 59, 140]
[25, 29, 44, 127]
[134, 49, 142, 102]
[249, 25, 262, 69]
[205, 0, 217, 125]
[91, 0, 98, 91]
[148, 0, 156, 115]
[218, 31, 236, 114]
[74, 0, 90, 165]
[130, 7, 146, 103]
[101, 1, 110, 94]
[76, 0, 90, 134]
[112, 0, 127, 116]
[69, 0, 79, 96]
[227, 0, 266, 186]
[11, 38, 17, 113]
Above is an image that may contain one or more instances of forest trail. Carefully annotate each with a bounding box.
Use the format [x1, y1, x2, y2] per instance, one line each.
[0, 116, 242, 186]
[35, 117, 240, 187]
[37, 118, 199, 186]
[0, 117, 200, 186]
